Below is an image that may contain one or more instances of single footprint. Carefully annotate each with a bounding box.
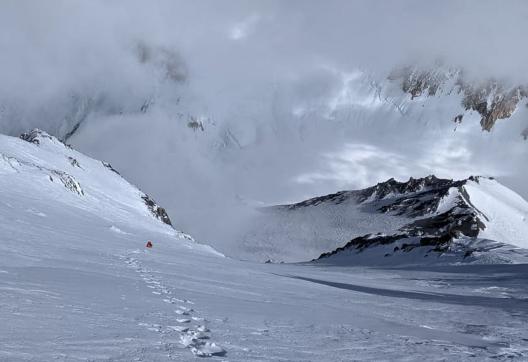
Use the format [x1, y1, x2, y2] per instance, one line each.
[167, 325, 189, 333]
[190, 342, 225, 357]
[177, 306, 193, 313]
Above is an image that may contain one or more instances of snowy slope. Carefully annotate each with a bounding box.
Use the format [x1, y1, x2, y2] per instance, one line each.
[0, 129, 177, 235]
[465, 178, 528, 249]
[0, 130, 228, 358]
[1, 131, 528, 360]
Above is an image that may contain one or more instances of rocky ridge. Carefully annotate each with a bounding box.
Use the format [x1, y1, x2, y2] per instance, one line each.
[304, 175, 494, 259]
[390, 66, 528, 132]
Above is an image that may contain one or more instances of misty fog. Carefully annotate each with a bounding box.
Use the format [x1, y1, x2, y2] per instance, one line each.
[1, 0, 527, 254]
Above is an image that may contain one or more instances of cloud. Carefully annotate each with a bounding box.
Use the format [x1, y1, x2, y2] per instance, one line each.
[1, 0, 527, 252]
[295, 144, 410, 188]
[229, 14, 261, 40]
[2, 1, 527, 134]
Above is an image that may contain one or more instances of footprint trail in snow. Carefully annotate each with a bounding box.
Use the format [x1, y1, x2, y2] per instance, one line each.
[122, 252, 226, 358]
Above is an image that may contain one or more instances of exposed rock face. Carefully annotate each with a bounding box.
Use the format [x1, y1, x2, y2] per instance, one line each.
[20, 129, 54, 145]
[453, 114, 464, 125]
[101, 161, 172, 226]
[49, 170, 84, 196]
[459, 81, 527, 131]
[2, 152, 84, 197]
[391, 66, 528, 131]
[100, 161, 173, 227]
[187, 117, 205, 132]
[68, 156, 81, 168]
[101, 161, 121, 175]
[141, 194, 173, 226]
[100, 163, 172, 227]
[389, 66, 453, 99]
[314, 175, 491, 260]
[286, 175, 463, 214]
[20, 128, 74, 149]
[18, 129, 174, 227]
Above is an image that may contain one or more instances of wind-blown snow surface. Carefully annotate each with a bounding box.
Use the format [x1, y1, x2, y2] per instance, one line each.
[465, 179, 528, 249]
[1, 132, 528, 360]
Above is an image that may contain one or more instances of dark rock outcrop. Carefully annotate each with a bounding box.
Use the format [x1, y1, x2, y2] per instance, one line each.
[390, 66, 527, 131]
[389, 66, 451, 99]
[49, 170, 84, 196]
[19, 129, 174, 227]
[142, 194, 173, 226]
[101, 161, 121, 175]
[100, 162, 172, 227]
[68, 157, 81, 168]
[20, 129, 54, 145]
[310, 176, 491, 260]
[284, 175, 464, 215]
[459, 81, 527, 131]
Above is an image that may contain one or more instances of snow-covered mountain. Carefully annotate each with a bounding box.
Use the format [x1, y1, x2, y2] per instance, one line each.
[3, 129, 176, 232]
[2, 130, 528, 360]
[388, 65, 528, 132]
[1, 60, 528, 258]
[3, 3, 528, 359]
[239, 175, 528, 263]
[4, 63, 527, 141]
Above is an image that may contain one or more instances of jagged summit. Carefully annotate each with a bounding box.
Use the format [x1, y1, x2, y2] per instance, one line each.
[388, 65, 528, 131]
[283, 175, 487, 211]
[20, 128, 70, 148]
[20, 128, 53, 144]
[365, 175, 462, 198]
[240, 175, 528, 263]
[314, 175, 528, 263]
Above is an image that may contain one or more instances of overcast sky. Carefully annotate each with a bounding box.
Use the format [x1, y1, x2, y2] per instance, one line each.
[1, 1, 527, 250]
[2, 0, 528, 128]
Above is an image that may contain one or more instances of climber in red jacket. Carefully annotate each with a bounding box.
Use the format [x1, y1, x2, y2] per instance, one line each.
[146, 241, 153, 248]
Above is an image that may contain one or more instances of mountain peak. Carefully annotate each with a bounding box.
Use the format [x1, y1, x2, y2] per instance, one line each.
[19, 128, 72, 150]
[240, 174, 526, 263]
[315, 175, 527, 263]
[20, 128, 53, 144]
[4, 130, 177, 232]
[389, 65, 528, 132]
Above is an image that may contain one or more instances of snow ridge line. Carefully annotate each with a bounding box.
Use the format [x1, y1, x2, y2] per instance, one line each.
[120, 252, 226, 358]
[1, 153, 84, 196]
